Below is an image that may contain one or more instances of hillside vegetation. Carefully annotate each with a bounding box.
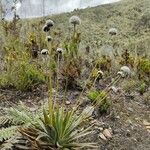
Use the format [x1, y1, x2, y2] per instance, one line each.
[0, 0, 150, 150]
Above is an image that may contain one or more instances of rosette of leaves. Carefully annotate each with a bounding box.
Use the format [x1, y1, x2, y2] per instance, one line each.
[19, 106, 96, 150]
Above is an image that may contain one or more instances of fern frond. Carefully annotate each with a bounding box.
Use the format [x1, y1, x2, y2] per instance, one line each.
[0, 116, 13, 128]
[5, 102, 40, 126]
[7, 107, 33, 125]
[0, 126, 18, 142]
[0, 135, 30, 150]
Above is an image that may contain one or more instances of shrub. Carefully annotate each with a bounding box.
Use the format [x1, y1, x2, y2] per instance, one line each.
[94, 55, 112, 72]
[0, 61, 45, 90]
[138, 82, 147, 95]
[87, 90, 110, 114]
[137, 58, 150, 80]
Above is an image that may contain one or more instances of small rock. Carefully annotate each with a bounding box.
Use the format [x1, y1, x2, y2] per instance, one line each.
[143, 120, 150, 126]
[135, 118, 140, 121]
[82, 106, 94, 117]
[103, 129, 112, 138]
[108, 127, 112, 133]
[99, 133, 107, 140]
[65, 101, 71, 105]
[116, 115, 120, 119]
[29, 107, 37, 112]
[126, 130, 131, 137]
[98, 127, 104, 131]
[125, 93, 134, 100]
[132, 138, 137, 142]
[127, 107, 134, 112]
[113, 129, 120, 134]
[126, 119, 132, 125]
[79, 98, 90, 107]
[111, 86, 118, 93]
[146, 126, 150, 129]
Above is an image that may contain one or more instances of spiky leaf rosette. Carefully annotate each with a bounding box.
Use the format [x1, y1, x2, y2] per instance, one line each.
[19, 106, 97, 149]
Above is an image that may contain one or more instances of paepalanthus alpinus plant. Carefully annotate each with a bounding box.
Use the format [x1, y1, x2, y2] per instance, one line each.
[0, 17, 97, 150]
[61, 15, 82, 90]
[19, 17, 96, 150]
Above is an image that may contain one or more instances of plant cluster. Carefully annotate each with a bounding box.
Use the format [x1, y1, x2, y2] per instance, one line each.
[0, 0, 150, 148]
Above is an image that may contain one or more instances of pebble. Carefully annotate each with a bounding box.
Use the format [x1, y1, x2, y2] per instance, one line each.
[126, 119, 132, 125]
[143, 120, 150, 126]
[126, 129, 131, 137]
[65, 101, 71, 105]
[99, 133, 107, 140]
[111, 86, 119, 93]
[116, 115, 120, 119]
[103, 129, 112, 138]
[99, 127, 104, 131]
[127, 107, 134, 112]
[146, 126, 150, 129]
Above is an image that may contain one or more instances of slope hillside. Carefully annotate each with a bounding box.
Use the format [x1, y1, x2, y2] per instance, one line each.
[38, 0, 150, 56]
[0, 0, 149, 150]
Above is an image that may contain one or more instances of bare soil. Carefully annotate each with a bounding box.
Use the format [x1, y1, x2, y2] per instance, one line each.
[0, 85, 149, 150]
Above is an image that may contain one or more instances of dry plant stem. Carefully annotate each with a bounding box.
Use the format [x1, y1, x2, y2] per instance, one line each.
[75, 75, 122, 117]
[47, 54, 53, 115]
[45, 34, 53, 111]
[73, 24, 76, 36]
[91, 74, 99, 88]
[95, 75, 121, 106]
[63, 77, 68, 104]
[102, 75, 121, 93]
[54, 53, 60, 101]
[134, 46, 138, 72]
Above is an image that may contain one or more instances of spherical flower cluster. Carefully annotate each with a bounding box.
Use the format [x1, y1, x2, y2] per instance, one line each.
[41, 49, 48, 55]
[117, 71, 125, 78]
[108, 28, 118, 35]
[46, 35, 53, 42]
[46, 19, 54, 28]
[120, 66, 131, 76]
[42, 19, 54, 32]
[42, 25, 50, 32]
[69, 15, 81, 26]
[117, 66, 131, 78]
[56, 48, 63, 53]
[97, 70, 104, 77]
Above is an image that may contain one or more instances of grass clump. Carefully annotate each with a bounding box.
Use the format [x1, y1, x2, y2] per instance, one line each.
[0, 61, 45, 91]
[87, 90, 110, 114]
[137, 58, 150, 79]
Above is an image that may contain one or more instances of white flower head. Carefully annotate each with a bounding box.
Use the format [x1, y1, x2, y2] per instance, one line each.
[97, 70, 104, 77]
[111, 86, 118, 93]
[117, 66, 131, 78]
[108, 28, 118, 35]
[56, 48, 63, 53]
[42, 25, 50, 32]
[46, 19, 54, 28]
[41, 49, 48, 55]
[120, 66, 131, 76]
[46, 35, 53, 42]
[69, 16, 81, 26]
[117, 71, 125, 78]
